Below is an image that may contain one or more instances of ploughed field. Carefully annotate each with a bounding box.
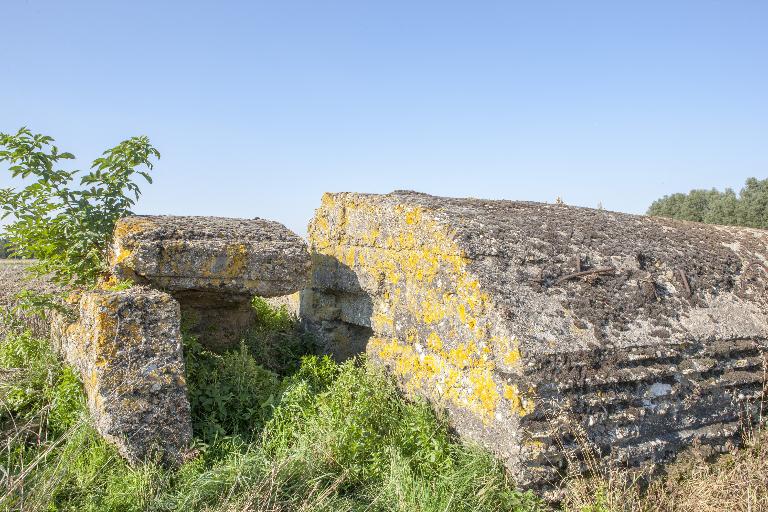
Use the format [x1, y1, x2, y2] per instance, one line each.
[0, 259, 33, 302]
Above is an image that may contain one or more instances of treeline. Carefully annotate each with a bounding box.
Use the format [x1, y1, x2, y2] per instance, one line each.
[0, 237, 19, 258]
[647, 177, 768, 229]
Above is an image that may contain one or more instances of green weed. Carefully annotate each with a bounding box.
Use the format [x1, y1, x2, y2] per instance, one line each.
[245, 296, 316, 375]
[1, 301, 542, 512]
[183, 334, 281, 442]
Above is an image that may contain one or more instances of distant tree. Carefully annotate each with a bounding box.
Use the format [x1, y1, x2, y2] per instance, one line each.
[648, 192, 689, 219]
[702, 188, 739, 226]
[647, 178, 768, 229]
[0, 236, 22, 258]
[736, 178, 768, 228]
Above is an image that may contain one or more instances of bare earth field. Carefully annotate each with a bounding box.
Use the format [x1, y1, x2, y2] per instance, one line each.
[0, 259, 33, 305]
[0, 260, 58, 299]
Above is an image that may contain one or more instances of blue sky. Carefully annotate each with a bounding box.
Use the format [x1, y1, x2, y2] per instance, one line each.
[2, 0, 766, 236]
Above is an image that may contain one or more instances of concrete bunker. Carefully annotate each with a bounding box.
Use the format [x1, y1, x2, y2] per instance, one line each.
[45, 215, 311, 466]
[302, 190, 768, 490]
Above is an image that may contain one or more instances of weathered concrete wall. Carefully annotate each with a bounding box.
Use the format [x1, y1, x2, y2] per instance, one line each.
[51, 287, 192, 466]
[304, 190, 768, 490]
[111, 215, 310, 348]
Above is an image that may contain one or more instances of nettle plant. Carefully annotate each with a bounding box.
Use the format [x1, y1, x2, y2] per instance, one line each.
[0, 127, 159, 287]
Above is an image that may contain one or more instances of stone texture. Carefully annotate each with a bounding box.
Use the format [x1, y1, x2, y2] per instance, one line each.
[110, 215, 310, 299]
[51, 286, 192, 466]
[304, 190, 768, 491]
[110, 215, 311, 348]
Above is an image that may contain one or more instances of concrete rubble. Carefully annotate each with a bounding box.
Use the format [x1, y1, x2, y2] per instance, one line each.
[16, 214, 310, 466]
[5, 194, 767, 489]
[110, 215, 310, 348]
[51, 287, 192, 465]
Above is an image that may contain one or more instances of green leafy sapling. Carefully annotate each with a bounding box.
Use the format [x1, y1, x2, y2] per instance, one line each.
[0, 127, 159, 287]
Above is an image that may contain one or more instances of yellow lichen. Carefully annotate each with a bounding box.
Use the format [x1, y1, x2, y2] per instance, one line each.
[371, 312, 394, 332]
[345, 247, 356, 267]
[115, 248, 132, 264]
[113, 217, 157, 240]
[448, 344, 472, 369]
[503, 384, 535, 416]
[405, 208, 422, 225]
[458, 304, 467, 323]
[426, 332, 443, 351]
[502, 342, 522, 366]
[469, 369, 500, 415]
[313, 195, 534, 422]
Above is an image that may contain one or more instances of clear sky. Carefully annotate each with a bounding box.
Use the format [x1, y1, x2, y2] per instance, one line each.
[2, 0, 766, 236]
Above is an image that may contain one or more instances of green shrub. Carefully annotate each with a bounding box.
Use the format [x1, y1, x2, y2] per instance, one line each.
[166, 353, 540, 511]
[101, 277, 135, 292]
[251, 296, 295, 332]
[0, 127, 159, 287]
[0, 329, 84, 433]
[258, 356, 542, 511]
[183, 335, 282, 442]
[0, 237, 15, 258]
[245, 297, 317, 375]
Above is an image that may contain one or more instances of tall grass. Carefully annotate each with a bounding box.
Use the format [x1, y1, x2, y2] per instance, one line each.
[560, 355, 768, 512]
[560, 427, 767, 512]
[0, 302, 541, 511]
[1, 299, 765, 511]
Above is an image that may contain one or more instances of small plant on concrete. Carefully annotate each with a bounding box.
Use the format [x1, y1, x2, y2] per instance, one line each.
[0, 127, 159, 287]
[100, 276, 135, 292]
